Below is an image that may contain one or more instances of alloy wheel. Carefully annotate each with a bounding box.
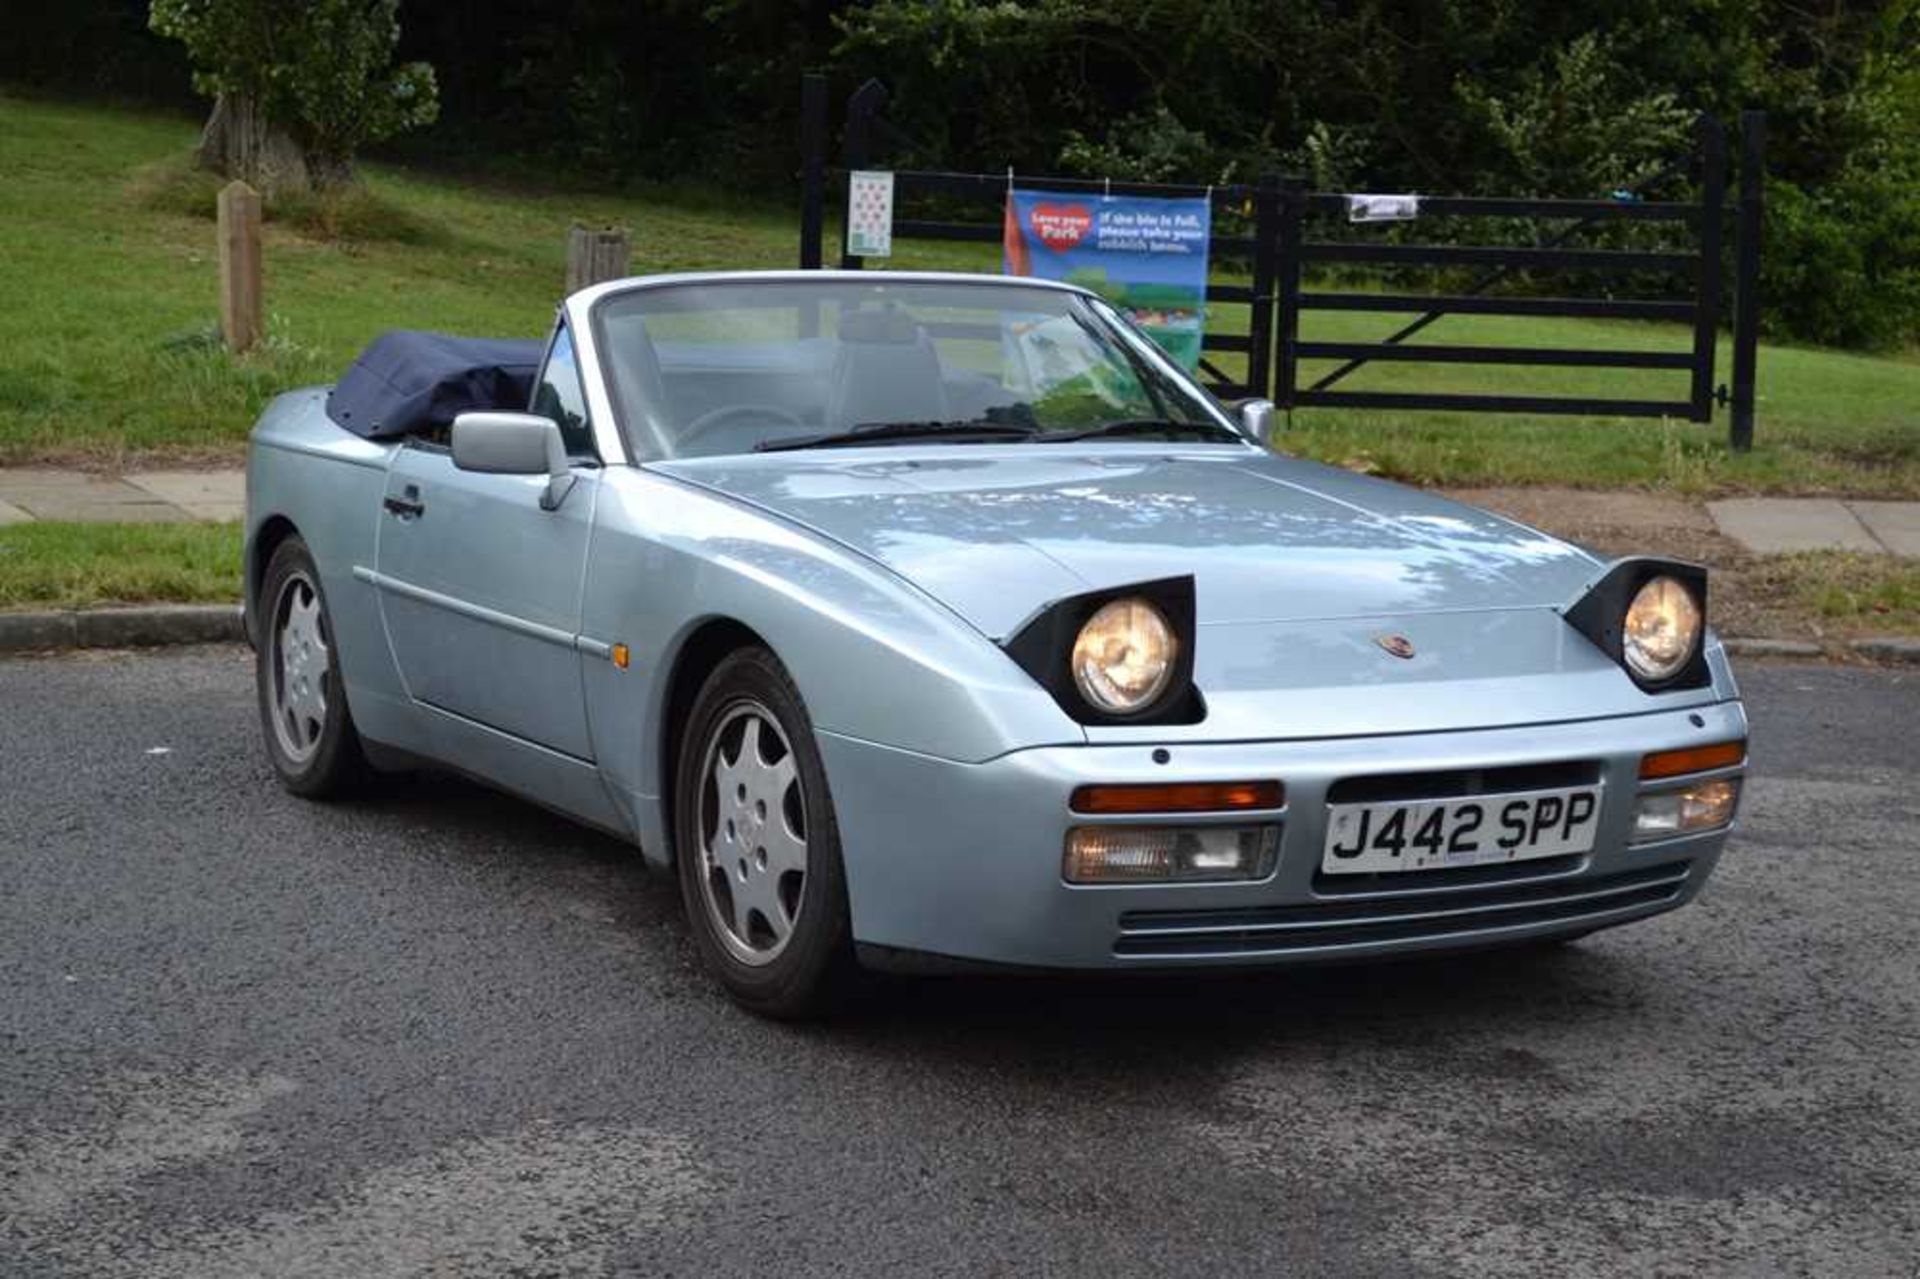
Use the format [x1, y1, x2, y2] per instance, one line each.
[696, 701, 809, 966]
[269, 570, 331, 765]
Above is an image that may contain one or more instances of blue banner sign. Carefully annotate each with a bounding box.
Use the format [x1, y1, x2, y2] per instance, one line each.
[1003, 189, 1211, 369]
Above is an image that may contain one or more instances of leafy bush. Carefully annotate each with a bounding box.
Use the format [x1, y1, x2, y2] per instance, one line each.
[148, 0, 438, 188]
[1058, 107, 1214, 183]
[1759, 82, 1920, 351]
[1453, 33, 1696, 196]
[275, 3, 439, 184]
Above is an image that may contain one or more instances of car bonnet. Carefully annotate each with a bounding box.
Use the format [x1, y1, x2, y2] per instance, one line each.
[650, 445, 1600, 642]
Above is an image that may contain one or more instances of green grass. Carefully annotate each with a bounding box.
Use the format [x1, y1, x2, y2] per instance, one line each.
[0, 92, 1914, 494]
[1709, 550, 1920, 641]
[1792, 552, 1920, 631]
[0, 94, 826, 465]
[1274, 322, 1918, 496]
[0, 522, 241, 609]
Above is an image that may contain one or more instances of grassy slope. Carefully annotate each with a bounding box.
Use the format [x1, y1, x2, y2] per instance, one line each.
[0, 96, 818, 463]
[0, 92, 1914, 498]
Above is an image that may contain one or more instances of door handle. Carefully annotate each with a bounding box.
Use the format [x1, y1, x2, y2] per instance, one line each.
[383, 494, 426, 518]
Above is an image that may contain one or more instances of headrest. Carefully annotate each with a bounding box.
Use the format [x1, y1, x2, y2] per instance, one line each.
[838, 308, 923, 345]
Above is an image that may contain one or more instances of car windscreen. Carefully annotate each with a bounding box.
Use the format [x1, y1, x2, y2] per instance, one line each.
[591, 280, 1234, 459]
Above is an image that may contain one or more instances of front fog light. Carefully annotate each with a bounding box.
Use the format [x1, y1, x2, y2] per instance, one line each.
[1633, 778, 1740, 842]
[1064, 825, 1278, 884]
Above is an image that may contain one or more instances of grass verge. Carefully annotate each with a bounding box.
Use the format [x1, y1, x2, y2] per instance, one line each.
[1746, 551, 1919, 639]
[0, 522, 241, 611]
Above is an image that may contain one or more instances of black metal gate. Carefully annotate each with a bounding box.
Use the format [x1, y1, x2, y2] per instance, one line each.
[798, 75, 1764, 448]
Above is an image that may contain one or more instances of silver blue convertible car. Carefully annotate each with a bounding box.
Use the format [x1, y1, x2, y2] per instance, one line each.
[245, 271, 1748, 1016]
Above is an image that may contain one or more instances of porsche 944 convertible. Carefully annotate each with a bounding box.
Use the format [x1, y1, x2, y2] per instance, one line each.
[245, 271, 1748, 1016]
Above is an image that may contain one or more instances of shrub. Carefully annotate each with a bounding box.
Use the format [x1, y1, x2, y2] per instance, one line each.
[148, 0, 438, 190]
[1765, 174, 1920, 352]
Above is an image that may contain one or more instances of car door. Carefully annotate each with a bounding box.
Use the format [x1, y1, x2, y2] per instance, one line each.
[374, 322, 602, 759]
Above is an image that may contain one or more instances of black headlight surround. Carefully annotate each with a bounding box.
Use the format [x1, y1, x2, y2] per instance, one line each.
[1004, 576, 1204, 725]
[1563, 556, 1711, 692]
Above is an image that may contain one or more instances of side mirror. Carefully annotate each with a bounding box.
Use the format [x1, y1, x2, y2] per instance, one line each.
[451, 411, 576, 511]
[1238, 398, 1276, 443]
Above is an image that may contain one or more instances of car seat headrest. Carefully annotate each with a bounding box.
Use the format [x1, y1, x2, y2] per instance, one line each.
[838, 308, 923, 345]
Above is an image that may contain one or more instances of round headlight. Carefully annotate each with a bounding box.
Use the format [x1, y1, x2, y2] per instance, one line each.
[1623, 575, 1703, 682]
[1072, 597, 1177, 714]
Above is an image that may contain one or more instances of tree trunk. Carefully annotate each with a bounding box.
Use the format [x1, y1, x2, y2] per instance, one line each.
[302, 151, 358, 194]
[194, 92, 309, 196]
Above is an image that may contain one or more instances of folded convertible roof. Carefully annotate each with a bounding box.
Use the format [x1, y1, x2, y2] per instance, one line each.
[326, 330, 544, 440]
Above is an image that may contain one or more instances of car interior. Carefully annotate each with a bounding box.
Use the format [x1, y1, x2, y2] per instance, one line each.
[599, 303, 1033, 458]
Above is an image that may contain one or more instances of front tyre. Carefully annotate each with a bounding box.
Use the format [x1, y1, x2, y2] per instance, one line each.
[674, 647, 857, 1018]
[255, 535, 366, 798]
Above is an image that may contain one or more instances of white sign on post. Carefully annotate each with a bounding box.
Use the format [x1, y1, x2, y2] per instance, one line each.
[847, 170, 895, 257]
[1347, 193, 1421, 223]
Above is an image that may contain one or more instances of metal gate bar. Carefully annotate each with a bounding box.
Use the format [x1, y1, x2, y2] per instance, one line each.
[1298, 295, 1696, 320]
[1297, 244, 1701, 272]
[1292, 344, 1696, 369]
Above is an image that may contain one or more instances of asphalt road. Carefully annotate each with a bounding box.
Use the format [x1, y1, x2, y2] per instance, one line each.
[2, 648, 1916, 1277]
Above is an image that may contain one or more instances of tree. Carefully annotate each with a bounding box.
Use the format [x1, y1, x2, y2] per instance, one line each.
[149, 0, 438, 193]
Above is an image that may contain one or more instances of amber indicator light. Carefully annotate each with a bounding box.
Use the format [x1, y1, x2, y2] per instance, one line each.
[1640, 740, 1746, 780]
[1070, 780, 1284, 815]
[611, 643, 631, 670]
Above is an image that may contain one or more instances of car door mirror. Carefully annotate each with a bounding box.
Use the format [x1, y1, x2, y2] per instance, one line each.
[1237, 398, 1275, 442]
[450, 411, 577, 511]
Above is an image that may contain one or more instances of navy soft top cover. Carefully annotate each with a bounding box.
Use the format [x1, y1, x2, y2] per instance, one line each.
[326, 331, 543, 439]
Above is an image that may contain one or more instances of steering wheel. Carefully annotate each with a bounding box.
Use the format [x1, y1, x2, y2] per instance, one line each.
[677, 403, 809, 452]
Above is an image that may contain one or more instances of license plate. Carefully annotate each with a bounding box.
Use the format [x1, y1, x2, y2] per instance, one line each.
[1320, 785, 1603, 875]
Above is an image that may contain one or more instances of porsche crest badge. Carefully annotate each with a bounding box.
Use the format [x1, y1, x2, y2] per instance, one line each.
[1374, 634, 1416, 660]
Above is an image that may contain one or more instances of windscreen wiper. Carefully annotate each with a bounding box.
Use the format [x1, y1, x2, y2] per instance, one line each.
[1038, 418, 1243, 444]
[755, 419, 1040, 452]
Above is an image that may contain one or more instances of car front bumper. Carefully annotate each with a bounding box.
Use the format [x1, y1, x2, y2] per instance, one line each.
[817, 698, 1748, 972]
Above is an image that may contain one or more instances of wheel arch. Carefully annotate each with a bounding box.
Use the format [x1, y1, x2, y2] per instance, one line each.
[245, 514, 301, 648]
[658, 616, 771, 868]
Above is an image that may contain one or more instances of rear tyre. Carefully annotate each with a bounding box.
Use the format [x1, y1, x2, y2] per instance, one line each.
[673, 646, 858, 1019]
[255, 536, 366, 798]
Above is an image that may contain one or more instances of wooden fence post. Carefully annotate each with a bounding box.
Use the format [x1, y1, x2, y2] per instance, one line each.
[217, 180, 263, 354]
[566, 225, 631, 294]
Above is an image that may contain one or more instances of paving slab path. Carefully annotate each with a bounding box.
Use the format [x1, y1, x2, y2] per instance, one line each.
[0, 468, 1912, 556]
[0, 468, 246, 524]
[1705, 497, 1907, 555]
